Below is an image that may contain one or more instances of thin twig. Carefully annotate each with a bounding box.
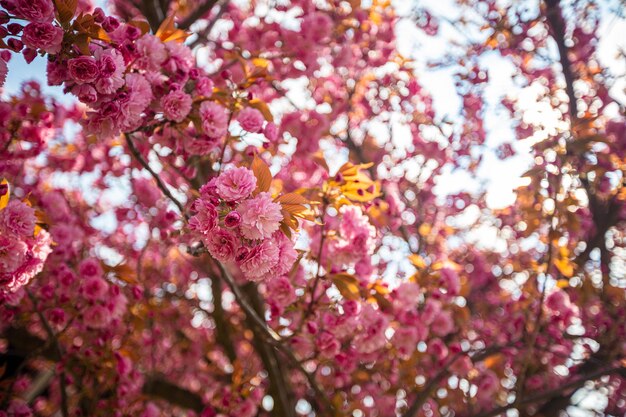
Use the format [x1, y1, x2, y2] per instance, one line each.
[124, 133, 186, 216]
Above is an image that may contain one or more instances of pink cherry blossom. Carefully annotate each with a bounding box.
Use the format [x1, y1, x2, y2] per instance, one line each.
[161, 90, 192, 123]
[0, 200, 36, 237]
[94, 48, 125, 94]
[215, 167, 257, 202]
[205, 228, 239, 263]
[68, 56, 99, 84]
[189, 199, 218, 235]
[237, 192, 283, 240]
[8, 0, 55, 22]
[237, 108, 264, 133]
[237, 239, 280, 281]
[199, 101, 229, 138]
[21, 22, 63, 54]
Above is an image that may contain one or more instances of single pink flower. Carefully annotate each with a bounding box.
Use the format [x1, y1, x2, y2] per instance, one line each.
[10, 0, 55, 22]
[237, 192, 283, 240]
[189, 199, 218, 235]
[161, 90, 192, 123]
[94, 48, 125, 94]
[124, 73, 153, 116]
[78, 258, 103, 279]
[215, 167, 257, 202]
[237, 107, 264, 133]
[21, 22, 63, 54]
[0, 200, 36, 237]
[83, 304, 111, 329]
[261, 231, 297, 279]
[263, 122, 278, 142]
[0, 236, 27, 274]
[199, 101, 228, 138]
[134, 35, 167, 71]
[205, 228, 239, 263]
[266, 276, 296, 307]
[71, 84, 98, 103]
[68, 56, 99, 84]
[237, 240, 280, 281]
[317, 331, 341, 358]
[82, 275, 109, 301]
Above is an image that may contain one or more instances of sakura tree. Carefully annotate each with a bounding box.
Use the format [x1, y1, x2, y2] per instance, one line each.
[0, 0, 624, 416]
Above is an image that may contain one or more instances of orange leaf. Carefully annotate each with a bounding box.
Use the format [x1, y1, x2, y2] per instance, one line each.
[275, 192, 308, 206]
[55, 0, 77, 25]
[0, 179, 9, 210]
[155, 15, 190, 43]
[330, 272, 361, 301]
[554, 257, 574, 278]
[248, 98, 274, 122]
[408, 254, 426, 269]
[128, 20, 151, 35]
[104, 263, 139, 285]
[251, 155, 272, 195]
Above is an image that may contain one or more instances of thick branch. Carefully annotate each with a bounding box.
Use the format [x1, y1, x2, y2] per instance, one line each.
[243, 283, 295, 417]
[142, 376, 204, 412]
[3, 327, 204, 412]
[544, 0, 578, 120]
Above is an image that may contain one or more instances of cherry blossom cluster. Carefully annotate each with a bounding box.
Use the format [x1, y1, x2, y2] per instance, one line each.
[189, 166, 297, 282]
[0, 188, 52, 297]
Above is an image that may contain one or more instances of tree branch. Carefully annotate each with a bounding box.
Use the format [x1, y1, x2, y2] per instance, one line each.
[3, 327, 204, 412]
[544, 0, 578, 120]
[26, 290, 69, 417]
[142, 375, 204, 412]
[465, 365, 625, 417]
[125, 133, 186, 216]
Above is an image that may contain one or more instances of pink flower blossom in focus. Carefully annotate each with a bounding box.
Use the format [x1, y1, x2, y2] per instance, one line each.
[237, 239, 280, 281]
[189, 199, 218, 235]
[260, 231, 297, 279]
[94, 48, 125, 94]
[21, 22, 63, 54]
[9, 0, 55, 22]
[215, 167, 257, 202]
[0, 200, 36, 237]
[205, 228, 239, 263]
[68, 56, 99, 84]
[0, 236, 27, 274]
[237, 192, 283, 240]
[134, 35, 167, 71]
[161, 90, 192, 123]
